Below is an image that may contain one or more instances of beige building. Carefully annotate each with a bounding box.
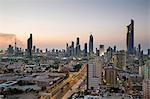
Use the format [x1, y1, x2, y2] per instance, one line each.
[143, 60, 150, 79]
[143, 79, 150, 99]
[143, 60, 150, 99]
[112, 50, 126, 70]
[104, 64, 118, 87]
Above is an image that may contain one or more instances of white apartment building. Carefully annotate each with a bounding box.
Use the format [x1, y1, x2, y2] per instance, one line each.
[87, 58, 102, 90]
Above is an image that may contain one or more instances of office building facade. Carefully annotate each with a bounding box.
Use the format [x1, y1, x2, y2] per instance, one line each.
[87, 58, 102, 90]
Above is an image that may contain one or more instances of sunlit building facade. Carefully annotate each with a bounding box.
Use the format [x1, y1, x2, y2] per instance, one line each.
[87, 58, 102, 90]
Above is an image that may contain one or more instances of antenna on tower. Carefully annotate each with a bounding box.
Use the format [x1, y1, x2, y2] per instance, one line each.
[15, 37, 16, 47]
[14, 36, 17, 55]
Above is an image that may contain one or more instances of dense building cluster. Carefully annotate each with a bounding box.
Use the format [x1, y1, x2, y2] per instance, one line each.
[0, 20, 150, 99]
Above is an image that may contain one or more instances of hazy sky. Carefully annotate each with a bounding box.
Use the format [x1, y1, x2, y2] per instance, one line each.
[0, 0, 149, 51]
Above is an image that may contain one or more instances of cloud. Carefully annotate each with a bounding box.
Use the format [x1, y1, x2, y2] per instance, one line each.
[0, 33, 15, 40]
[0, 33, 25, 49]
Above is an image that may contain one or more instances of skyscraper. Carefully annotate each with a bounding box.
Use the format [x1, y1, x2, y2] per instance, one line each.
[127, 19, 134, 54]
[84, 43, 87, 57]
[76, 37, 79, 45]
[89, 34, 93, 55]
[76, 37, 81, 56]
[33, 45, 36, 53]
[71, 41, 74, 56]
[87, 58, 102, 90]
[45, 48, 48, 53]
[27, 34, 33, 58]
[143, 60, 150, 99]
[104, 64, 117, 87]
[99, 45, 104, 56]
[107, 46, 113, 61]
[148, 49, 150, 56]
[113, 45, 116, 52]
[138, 44, 141, 53]
[66, 43, 69, 52]
[66, 43, 69, 56]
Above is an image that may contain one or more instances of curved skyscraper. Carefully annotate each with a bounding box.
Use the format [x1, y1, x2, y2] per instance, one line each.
[126, 19, 134, 54]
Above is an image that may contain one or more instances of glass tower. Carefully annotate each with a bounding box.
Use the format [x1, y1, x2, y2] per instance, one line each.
[127, 19, 134, 54]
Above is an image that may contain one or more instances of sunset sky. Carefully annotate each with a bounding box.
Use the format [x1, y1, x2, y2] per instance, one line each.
[0, 0, 149, 51]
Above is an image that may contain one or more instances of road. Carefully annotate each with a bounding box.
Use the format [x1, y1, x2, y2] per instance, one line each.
[40, 64, 87, 99]
[62, 72, 86, 99]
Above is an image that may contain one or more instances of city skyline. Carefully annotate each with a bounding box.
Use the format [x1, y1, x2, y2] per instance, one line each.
[0, 1, 150, 98]
[0, 0, 149, 51]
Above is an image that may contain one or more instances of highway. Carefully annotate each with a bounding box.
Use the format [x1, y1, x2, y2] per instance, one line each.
[62, 71, 87, 99]
[40, 64, 87, 99]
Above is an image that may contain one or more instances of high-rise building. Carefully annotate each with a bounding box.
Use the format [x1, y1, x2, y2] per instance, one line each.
[106, 47, 113, 61]
[143, 80, 150, 99]
[104, 64, 117, 87]
[71, 41, 74, 56]
[138, 44, 141, 53]
[137, 44, 143, 59]
[87, 58, 102, 90]
[7, 45, 14, 56]
[140, 50, 144, 59]
[143, 60, 150, 99]
[36, 48, 39, 53]
[66, 43, 69, 53]
[27, 34, 33, 58]
[66, 41, 75, 57]
[89, 34, 93, 55]
[112, 50, 126, 70]
[76, 37, 81, 56]
[33, 45, 36, 53]
[84, 43, 87, 57]
[113, 45, 116, 52]
[99, 45, 104, 56]
[148, 49, 150, 56]
[14, 38, 17, 56]
[76, 37, 79, 45]
[126, 19, 134, 54]
[96, 48, 99, 56]
[66, 43, 70, 56]
[143, 60, 150, 79]
[45, 48, 48, 53]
